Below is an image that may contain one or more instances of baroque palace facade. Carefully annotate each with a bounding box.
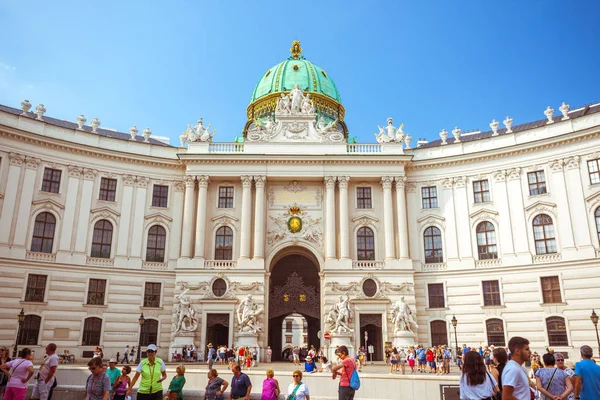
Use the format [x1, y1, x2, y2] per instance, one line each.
[1, 42, 600, 361]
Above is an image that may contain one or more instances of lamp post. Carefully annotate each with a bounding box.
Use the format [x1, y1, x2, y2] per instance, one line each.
[451, 315, 458, 360]
[12, 309, 25, 358]
[136, 313, 145, 363]
[591, 310, 600, 358]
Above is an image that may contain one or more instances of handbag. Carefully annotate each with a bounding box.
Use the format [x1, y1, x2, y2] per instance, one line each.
[287, 382, 302, 400]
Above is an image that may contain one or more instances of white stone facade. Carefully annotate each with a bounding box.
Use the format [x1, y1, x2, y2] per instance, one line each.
[1, 100, 600, 362]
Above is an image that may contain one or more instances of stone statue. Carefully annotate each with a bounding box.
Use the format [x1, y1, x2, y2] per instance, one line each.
[316, 116, 337, 133]
[290, 84, 304, 113]
[390, 296, 418, 334]
[237, 294, 263, 333]
[375, 125, 392, 143]
[277, 93, 291, 113]
[326, 294, 354, 334]
[180, 118, 216, 145]
[301, 93, 316, 114]
[174, 288, 199, 333]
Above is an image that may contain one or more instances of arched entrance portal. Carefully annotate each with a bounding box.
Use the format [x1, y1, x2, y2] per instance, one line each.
[269, 253, 320, 361]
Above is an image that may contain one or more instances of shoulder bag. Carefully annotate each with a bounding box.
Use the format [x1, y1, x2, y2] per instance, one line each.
[539, 368, 558, 400]
[287, 382, 302, 400]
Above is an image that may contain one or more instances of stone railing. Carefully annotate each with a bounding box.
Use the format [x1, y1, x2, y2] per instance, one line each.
[142, 261, 168, 270]
[475, 259, 502, 268]
[26, 251, 56, 263]
[347, 144, 382, 154]
[421, 262, 447, 271]
[352, 260, 385, 269]
[204, 260, 237, 269]
[86, 257, 114, 267]
[533, 253, 562, 264]
[209, 143, 244, 153]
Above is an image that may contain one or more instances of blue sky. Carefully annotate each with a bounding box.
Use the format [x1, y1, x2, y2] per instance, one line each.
[1, 1, 598, 145]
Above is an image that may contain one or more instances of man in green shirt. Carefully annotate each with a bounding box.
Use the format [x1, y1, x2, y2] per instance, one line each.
[106, 358, 121, 395]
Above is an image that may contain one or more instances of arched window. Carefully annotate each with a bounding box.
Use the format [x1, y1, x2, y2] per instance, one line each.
[146, 225, 166, 262]
[17, 315, 41, 345]
[430, 320, 448, 347]
[486, 319, 506, 346]
[595, 207, 600, 243]
[546, 316, 568, 346]
[140, 319, 158, 347]
[424, 226, 443, 264]
[91, 220, 113, 259]
[476, 222, 498, 260]
[31, 212, 56, 253]
[82, 317, 102, 346]
[215, 226, 233, 260]
[356, 227, 375, 260]
[533, 214, 557, 255]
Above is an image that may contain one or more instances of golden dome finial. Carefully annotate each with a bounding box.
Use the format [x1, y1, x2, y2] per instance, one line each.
[290, 40, 302, 60]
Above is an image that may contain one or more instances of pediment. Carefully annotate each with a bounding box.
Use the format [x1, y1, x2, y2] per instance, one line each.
[469, 208, 498, 219]
[351, 214, 379, 224]
[90, 207, 120, 217]
[145, 212, 173, 222]
[585, 191, 600, 203]
[212, 214, 239, 222]
[524, 200, 556, 213]
[32, 198, 65, 210]
[417, 214, 445, 224]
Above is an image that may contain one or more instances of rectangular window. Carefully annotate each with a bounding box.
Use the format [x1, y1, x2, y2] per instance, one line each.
[427, 283, 445, 308]
[143, 282, 162, 308]
[527, 171, 547, 196]
[99, 178, 117, 201]
[356, 187, 372, 209]
[41, 168, 62, 193]
[482, 280, 502, 306]
[588, 159, 600, 185]
[422, 186, 438, 209]
[25, 274, 47, 302]
[87, 279, 107, 305]
[286, 335, 292, 344]
[218, 186, 234, 208]
[473, 180, 491, 203]
[151, 185, 169, 208]
[541, 276, 562, 304]
[286, 320, 293, 332]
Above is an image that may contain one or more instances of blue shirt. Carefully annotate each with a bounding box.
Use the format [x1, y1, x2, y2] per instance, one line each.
[417, 349, 426, 361]
[305, 361, 316, 373]
[231, 373, 252, 398]
[462, 348, 469, 355]
[208, 348, 216, 360]
[575, 359, 600, 400]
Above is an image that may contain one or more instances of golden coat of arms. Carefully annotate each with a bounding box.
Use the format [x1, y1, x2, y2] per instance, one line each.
[287, 206, 302, 233]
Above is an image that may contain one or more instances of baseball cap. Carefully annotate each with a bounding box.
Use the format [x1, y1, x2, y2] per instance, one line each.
[147, 344, 158, 352]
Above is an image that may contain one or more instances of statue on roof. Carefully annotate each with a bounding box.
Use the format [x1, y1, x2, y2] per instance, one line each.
[179, 117, 216, 146]
[375, 118, 404, 144]
[301, 93, 316, 114]
[290, 84, 304, 113]
[276, 93, 291, 114]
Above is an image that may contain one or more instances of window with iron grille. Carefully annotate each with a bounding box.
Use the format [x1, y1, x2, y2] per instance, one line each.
[533, 214, 557, 255]
[31, 212, 56, 253]
[91, 220, 113, 258]
[356, 187, 372, 209]
[99, 178, 117, 201]
[428, 283, 445, 308]
[430, 320, 448, 347]
[527, 171, 547, 196]
[588, 159, 600, 185]
[215, 226, 233, 260]
[546, 316, 569, 346]
[41, 168, 61, 193]
[143, 282, 162, 308]
[486, 319, 506, 346]
[17, 315, 41, 345]
[87, 279, 107, 305]
[25, 274, 47, 302]
[424, 226, 443, 263]
[82, 317, 102, 346]
[218, 186, 234, 208]
[473, 180, 491, 203]
[421, 186, 438, 209]
[146, 225, 166, 262]
[541, 276, 562, 304]
[356, 227, 375, 260]
[140, 319, 158, 346]
[482, 280, 502, 306]
[151, 185, 169, 208]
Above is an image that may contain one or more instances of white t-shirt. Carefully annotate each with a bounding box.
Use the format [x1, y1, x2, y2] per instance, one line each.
[39, 354, 59, 384]
[502, 360, 531, 400]
[287, 382, 310, 400]
[459, 373, 497, 399]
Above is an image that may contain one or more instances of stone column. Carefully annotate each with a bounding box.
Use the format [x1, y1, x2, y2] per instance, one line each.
[13, 157, 40, 247]
[58, 166, 83, 253]
[180, 176, 196, 258]
[253, 176, 266, 259]
[194, 175, 209, 259]
[74, 168, 97, 254]
[0, 154, 25, 244]
[239, 175, 253, 259]
[395, 176, 409, 259]
[324, 176, 337, 259]
[130, 177, 149, 258]
[115, 175, 136, 257]
[338, 176, 350, 260]
[381, 176, 395, 260]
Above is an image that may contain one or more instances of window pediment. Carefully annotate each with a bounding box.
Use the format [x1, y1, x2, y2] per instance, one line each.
[144, 212, 173, 226]
[90, 207, 120, 224]
[524, 200, 557, 219]
[31, 199, 65, 217]
[212, 213, 239, 226]
[417, 214, 446, 229]
[585, 191, 600, 212]
[469, 208, 499, 225]
[351, 214, 379, 225]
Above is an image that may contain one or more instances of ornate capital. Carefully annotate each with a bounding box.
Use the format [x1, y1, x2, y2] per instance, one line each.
[9, 153, 25, 166]
[381, 176, 393, 189]
[174, 180, 185, 192]
[197, 175, 210, 188]
[253, 175, 266, 188]
[123, 174, 136, 186]
[25, 156, 41, 170]
[184, 175, 196, 187]
[549, 159, 565, 172]
[565, 156, 580, 170]
[324, 176, 336, 189]
[241, 175, 252, 188]
[394, 176, 407, 190]
[406, 181, 417, 193]
[83, 168, 98, 180]
[454, 176, 467, 188]
[506, 167, 521, 180]
[337, 176, 350, 189]
[493, 170, 507, 182]
[441, 177, 454, 189]
[68, 165, 83, 178]
[136, 176, 149, 188]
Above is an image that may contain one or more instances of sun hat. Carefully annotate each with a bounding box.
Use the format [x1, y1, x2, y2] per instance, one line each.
[147, 344, 158, 351]
[109, 358, 117, 363]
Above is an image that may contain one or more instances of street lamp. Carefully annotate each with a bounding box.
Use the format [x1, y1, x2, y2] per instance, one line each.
[591, 310, 600, 358]
[136, 313, 145, 363]
[451, 315, 458, 360]
[12, 309, 25, 358]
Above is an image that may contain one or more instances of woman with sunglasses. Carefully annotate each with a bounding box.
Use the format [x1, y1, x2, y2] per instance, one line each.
[128, 344, 167, 400]
[85, 357, 111, 400]
[554, 353, 575, 400]
[286, 370, 309, 400]
[534, 353, 573, 400]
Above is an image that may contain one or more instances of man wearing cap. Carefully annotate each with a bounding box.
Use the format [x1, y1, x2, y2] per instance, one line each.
[106, 358, 121, 396]
[304, 356, 317, 374]
[207, 343, 216, 370]
[574, 345, 600, 400]
[128, 344, 167, 400]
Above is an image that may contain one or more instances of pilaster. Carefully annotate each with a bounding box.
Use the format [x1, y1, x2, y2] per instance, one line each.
[194, 175, 209, 260]
[180, 176, 196, 259]
[324, 176, 336, 260]
[338, 176, 350, 260]
[381, 176, 395, 260]
[395, 176, 409, 259]
[56, 165, 83, 263]
[12, 156, 40, 249]
[253, 176, 266, 259]
[239, 175, 253, 259]
[0, 153, 24, 244]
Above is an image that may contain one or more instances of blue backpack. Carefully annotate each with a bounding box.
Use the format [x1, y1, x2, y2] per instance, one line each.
[350, 368, 360, 390]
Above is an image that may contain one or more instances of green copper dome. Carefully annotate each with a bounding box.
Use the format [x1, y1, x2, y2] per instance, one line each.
[250, 43, 342, 104]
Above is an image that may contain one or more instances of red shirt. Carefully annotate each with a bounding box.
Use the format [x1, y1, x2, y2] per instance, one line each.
[339, 357, 356, 387]
[426, 350, 434, 362]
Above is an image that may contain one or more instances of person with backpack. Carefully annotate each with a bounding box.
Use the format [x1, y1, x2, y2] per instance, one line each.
[331, 345, 357, 400]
